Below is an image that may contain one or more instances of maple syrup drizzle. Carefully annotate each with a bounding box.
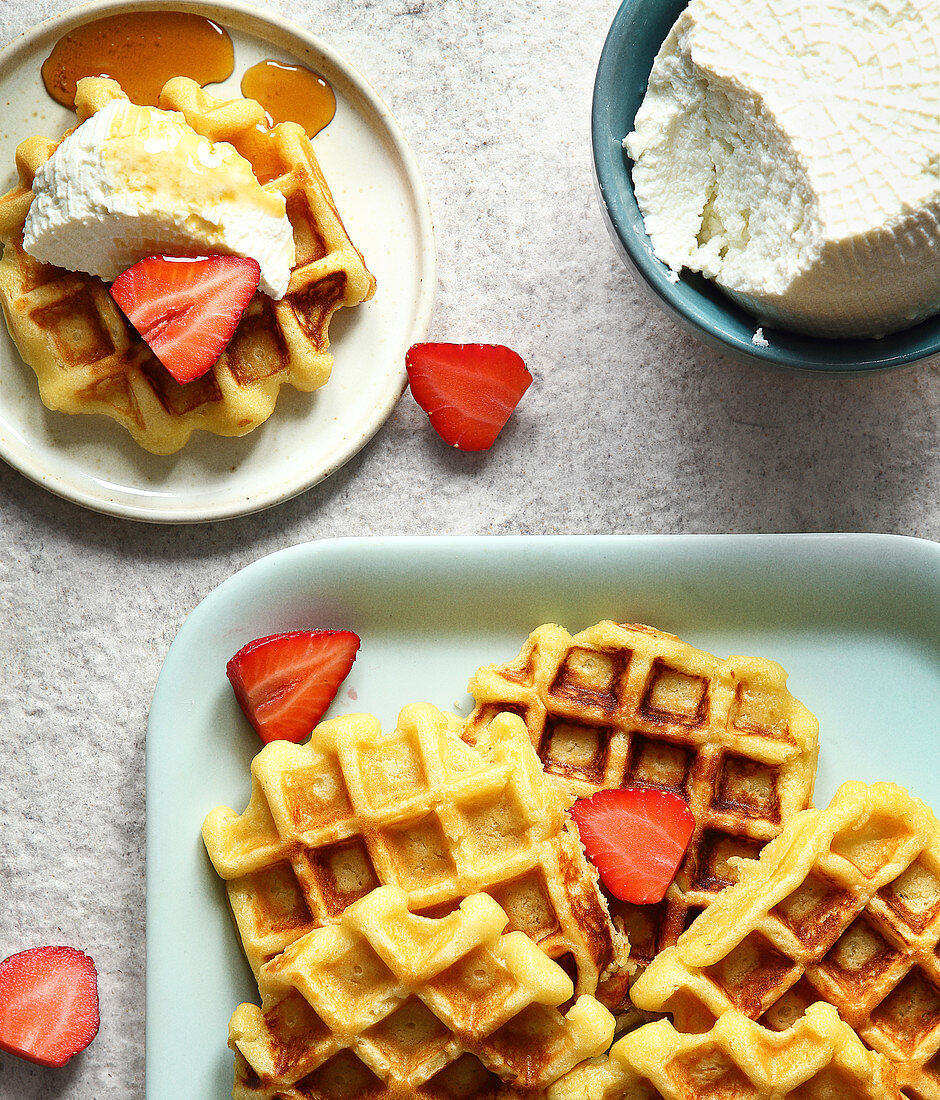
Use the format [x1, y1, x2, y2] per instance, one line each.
[41, 11, 234, 109]
[241, 59, 336, 138]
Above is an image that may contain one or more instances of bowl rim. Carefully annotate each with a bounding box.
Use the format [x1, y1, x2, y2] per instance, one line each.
[591, 0, 940, 375]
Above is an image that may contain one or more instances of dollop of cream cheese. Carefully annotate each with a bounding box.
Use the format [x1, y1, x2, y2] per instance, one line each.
[625, 0, 940, 338]
[23, 98, 295, 299]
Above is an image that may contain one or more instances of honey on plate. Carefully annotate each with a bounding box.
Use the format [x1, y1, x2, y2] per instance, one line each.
[42, 11, 235, 108]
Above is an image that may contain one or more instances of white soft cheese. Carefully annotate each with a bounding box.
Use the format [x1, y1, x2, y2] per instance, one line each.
[625, 0, 940, 338]
[23, 98, 295, 299]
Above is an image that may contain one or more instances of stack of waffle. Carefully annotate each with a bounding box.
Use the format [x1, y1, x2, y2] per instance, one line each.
[205, 620, 939, 1098]
[203, 702, 628, 1096]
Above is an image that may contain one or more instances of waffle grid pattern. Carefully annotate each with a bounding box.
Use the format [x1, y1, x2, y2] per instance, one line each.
[203, 703, 627, 1008]
[548, 1001, 902, 1100]
[0, 76, 374, 454]
[466, 621, 819, 969]
[632, 781, 940, 1100]
[229, 885, 615, 1099]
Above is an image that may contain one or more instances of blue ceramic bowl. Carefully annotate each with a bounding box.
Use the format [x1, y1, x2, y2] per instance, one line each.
[592, 0, 940, 375]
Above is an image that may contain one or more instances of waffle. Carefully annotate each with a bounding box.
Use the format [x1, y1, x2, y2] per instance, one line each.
[466, 621, 819, 972]
[548, 1000, 902, 1099]
[203, 702, 629, 1009]
[631, 781, 940, 1099]
[229, 884, 615, 1098]
[0, 76, 375, 455]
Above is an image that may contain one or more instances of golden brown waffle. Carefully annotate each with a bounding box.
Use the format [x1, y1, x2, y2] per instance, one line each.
[0, 76, 375, 455]
[466, 621, 819, 972]
[229, 884, 615, 1099]
[203, 703, 629, 1009]
[548, 1001, 902, 1099]
[631, 781, 940, 1100]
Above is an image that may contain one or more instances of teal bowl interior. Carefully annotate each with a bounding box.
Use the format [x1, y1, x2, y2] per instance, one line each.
[591, 0, 940, 375]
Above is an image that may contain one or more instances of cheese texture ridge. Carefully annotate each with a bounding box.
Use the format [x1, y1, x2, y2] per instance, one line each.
[625, 0, 940, 338]
[23, 98, 295, 299]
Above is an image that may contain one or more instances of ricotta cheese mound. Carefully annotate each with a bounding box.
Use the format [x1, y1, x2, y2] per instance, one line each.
[23, 98, 295, 299]
[625, 0, 940, 338]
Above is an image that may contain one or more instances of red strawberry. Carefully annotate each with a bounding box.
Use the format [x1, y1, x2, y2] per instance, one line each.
[570, 787, 695, 904]
[0, 946, 99, 1068]
[226, 630, 361, 744]
[110, 255, 260, 384]
[405, 342, 532, 451]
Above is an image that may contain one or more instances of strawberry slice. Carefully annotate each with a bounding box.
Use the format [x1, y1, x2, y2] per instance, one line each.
[0, 946, 99, 1068]
[227, 630, 361, 744]
[570, 787, 695, 904]
[405, 342, 532, 451]
[110, 255, 260, 384]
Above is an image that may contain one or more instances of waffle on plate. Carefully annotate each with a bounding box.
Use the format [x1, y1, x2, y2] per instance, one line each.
[203, 702, 629, 1010]
[229, 884, 615, 1098]
[0, 76, 375, 454]
[631, 781, 940, 1099]
[466, 621, 819, 973]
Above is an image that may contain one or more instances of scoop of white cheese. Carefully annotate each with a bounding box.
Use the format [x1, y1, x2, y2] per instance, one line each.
[625, 0, 940, 338]
[23, 98, 295, 299]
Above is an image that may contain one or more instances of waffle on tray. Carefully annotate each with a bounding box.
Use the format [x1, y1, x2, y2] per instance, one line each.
[548, 1000, 902, 1100]
[0, 76, 375, 455]
[229, 884, 615, 1099]
[465, 621, 819, 972]
[203, 703, 630, 1010]
[631, 781, 940, 1099]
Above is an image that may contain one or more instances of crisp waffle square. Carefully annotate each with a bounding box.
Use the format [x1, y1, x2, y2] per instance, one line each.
[466, 621, 819, 972]
[229, 884, 615, 1098]
[631, 781, 940, 1100]
[0, 76, 375, 454]
[548, 1000, 901, 1099]
[203, 702, 629, 1009]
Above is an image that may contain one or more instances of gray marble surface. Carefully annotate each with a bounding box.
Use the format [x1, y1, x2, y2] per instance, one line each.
[0, 0, 937, 1096]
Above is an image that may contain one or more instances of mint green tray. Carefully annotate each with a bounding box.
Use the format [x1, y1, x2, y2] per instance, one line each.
[147, 534, 940, 1097]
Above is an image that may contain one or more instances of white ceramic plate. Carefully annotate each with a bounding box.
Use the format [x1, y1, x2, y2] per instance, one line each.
[147, 533, 940, 1098]
[0, 0, 435, 522]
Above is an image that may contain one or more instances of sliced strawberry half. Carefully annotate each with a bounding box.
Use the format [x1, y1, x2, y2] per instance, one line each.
[405, 342, 532, 451]
[0, 946, 100, 1068]
[570, 787, 695, 905]
[110, 254, 260, 384]
[226, 630, 361, 744]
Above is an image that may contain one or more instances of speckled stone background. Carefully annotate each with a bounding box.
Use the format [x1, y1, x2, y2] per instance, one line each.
[0, 0, 937, 1096]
